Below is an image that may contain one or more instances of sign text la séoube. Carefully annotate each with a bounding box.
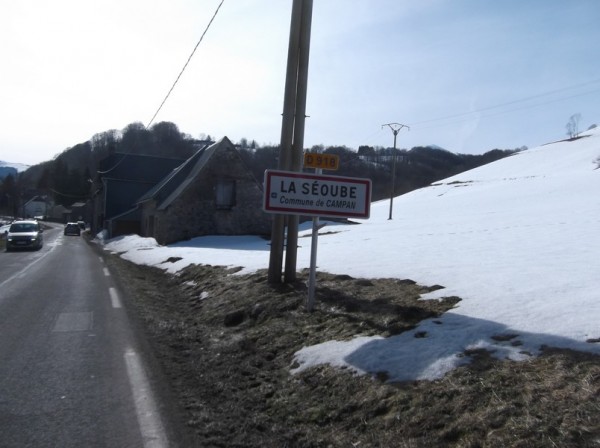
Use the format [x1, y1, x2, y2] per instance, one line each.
[263, 170, 371, 219]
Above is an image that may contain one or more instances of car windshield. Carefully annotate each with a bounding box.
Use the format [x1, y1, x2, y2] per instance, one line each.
[10, 223, 38, 232]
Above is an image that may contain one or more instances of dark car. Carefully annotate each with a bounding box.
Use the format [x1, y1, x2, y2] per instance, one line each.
[6, 220, 44, 251]
[64, 222, 81, 236]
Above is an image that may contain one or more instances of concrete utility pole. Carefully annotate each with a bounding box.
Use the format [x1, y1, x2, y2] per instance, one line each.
[382, 123, 409, 220]
[268, 0, 313, 284]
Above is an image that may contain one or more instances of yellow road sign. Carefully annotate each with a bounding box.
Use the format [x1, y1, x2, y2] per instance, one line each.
[303, 153, 339, 171]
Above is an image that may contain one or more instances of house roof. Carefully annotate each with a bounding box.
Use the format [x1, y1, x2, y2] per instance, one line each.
[98, 153, 184, 183]
[107, 206, 142, 223]
[136, 138, 234, 211]
[23, 195, 48, 206]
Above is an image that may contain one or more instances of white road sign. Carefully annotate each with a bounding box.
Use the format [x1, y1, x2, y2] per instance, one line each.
[263, 170, 371, 219]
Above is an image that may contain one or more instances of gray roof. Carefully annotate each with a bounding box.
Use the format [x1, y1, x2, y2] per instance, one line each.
[137, 137, 233, 211]
[99, 153, 187, 220]
[98, 153, 184, 183]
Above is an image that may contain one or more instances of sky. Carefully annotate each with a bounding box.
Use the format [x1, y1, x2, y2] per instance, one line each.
[100, 126, 600, 382]
[2, 0, 600, 165]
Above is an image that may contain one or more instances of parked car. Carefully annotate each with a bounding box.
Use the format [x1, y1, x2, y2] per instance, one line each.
[6, 220, 44, 251]
[64, 222, 81, 236]
[77, 220, 86, 230]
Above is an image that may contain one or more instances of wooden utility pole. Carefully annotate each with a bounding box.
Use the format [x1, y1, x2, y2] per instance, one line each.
[268, 0, 314, 283]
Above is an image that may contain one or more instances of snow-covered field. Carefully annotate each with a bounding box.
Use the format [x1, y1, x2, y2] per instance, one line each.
[102, 127, 600, 381]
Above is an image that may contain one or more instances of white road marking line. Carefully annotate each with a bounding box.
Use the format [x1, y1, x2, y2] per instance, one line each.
[109, 287, 122, 308]
[124, 348, 169, 448]
[103, 267, 110, 277]
[0, 246, 54, 289]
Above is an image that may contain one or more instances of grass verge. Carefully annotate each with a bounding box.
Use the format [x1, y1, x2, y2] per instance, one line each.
[108, 256, 600, 447]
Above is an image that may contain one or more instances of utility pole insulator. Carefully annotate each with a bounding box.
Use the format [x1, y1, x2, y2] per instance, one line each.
[382, 123, 409, 220]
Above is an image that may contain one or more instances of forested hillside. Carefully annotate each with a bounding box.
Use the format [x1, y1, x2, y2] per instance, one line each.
[238, 143, 520, 201]
[1, 120, 521, 215]
[13, 122, 203, 208]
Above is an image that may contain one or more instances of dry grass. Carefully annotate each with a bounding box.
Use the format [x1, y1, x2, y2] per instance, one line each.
[108, 256, 600, 447]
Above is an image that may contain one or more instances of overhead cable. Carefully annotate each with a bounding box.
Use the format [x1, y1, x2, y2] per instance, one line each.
[409, 78, 600, 127]
[147, 0, 225, 128]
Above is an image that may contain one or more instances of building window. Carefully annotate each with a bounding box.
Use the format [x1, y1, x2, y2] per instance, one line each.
[215, 179, 236, 210]
[147, 215, 156, 237]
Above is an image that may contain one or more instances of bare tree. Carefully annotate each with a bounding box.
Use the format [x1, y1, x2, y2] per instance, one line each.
[566, 113, 582, 139]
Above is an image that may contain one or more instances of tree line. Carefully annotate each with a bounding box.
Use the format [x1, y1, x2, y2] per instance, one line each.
[4, 122, 202, 210]
[237, 143, 522, 202]
[1, 120, 522, 216]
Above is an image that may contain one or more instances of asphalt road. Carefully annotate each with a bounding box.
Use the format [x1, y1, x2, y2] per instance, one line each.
[0, 224, 178, 447]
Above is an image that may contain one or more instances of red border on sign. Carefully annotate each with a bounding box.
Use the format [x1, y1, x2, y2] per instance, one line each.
[263, 170, 371, 219]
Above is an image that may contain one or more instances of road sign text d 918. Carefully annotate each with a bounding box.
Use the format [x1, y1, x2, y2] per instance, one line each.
[303, 153, 339, 171]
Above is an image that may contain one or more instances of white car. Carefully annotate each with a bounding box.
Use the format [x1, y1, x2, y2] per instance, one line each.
[5, 220, 44, 251]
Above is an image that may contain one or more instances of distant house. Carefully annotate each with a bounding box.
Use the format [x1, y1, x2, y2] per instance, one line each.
[22, 195, 50, 219]
[70, 202, 90, 223]
[48, 204, 70, 222]
[137, 137, 271, 244]
[93, 137, 271, 244]
[93, 153, 186, 237]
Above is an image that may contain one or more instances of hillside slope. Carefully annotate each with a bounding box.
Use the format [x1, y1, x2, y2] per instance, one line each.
[106, 127, 600, 380]
[103, 129, 600, 446]
[294, 129, 600, 379]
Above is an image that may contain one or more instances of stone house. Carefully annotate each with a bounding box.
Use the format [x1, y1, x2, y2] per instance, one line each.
[137, 137, 271, 245]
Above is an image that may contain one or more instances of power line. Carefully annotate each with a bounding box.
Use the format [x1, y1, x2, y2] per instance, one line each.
[147, 0, 225, 128]
[49, 188, 90, 200]
[100, 0, 224, 179]
[408, 78, 600, 128]
[360, 78, 600, 146]
[413, 87, 600, 132]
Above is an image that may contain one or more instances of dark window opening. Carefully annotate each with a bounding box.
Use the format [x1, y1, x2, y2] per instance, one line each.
[216, 179, 236, 210]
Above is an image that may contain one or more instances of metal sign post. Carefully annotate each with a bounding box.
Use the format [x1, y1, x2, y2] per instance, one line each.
[303, 152, 339, 310]
[307, 167, 322, 312]
[263, 165, 371, 312]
